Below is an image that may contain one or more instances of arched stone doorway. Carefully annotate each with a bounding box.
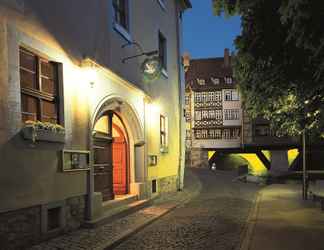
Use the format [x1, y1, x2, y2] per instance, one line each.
[92, 112, 130, 201]
[91, 96, 145, 203]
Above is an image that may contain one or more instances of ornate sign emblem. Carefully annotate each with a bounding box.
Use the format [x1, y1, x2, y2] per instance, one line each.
[141, 56, 162, 82]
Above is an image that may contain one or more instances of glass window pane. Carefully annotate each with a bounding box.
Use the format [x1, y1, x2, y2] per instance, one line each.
[42, 100, 58, 123]
[20, 50, 36, 72]
[41, 61, 54, 79]
[160, 116, 165, 132]
[41, 78, 55, 95]
[20, 69, 37, 90]
[21, 94, 38, 122]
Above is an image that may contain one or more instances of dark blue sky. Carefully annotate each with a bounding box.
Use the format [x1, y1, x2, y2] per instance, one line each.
[183, 0, 241, 59]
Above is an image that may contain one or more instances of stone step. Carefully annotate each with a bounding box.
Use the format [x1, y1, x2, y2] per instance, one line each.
[102, 194, 139, 211]
[84, 197, 153, 228]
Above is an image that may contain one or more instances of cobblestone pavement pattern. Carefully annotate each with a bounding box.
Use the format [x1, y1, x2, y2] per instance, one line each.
[113, 168, 260, 250]
[28, 168, 201, 250]
[29, 168, 259, 250]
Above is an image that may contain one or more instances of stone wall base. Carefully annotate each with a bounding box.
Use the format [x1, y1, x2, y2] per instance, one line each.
[0, 195, 86, 249]
[188, 148, 209, 168]
[147, 175, 178, 198]
[0, 206, 41, 250]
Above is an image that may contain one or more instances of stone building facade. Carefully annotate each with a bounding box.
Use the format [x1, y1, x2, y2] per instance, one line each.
[0, 0, 191, 248]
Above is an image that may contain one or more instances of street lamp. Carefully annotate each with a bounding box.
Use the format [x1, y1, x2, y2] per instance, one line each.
[302, 129, 307, 200]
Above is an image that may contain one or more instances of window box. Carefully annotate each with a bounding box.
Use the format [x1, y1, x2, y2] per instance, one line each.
[21, 121, 65, 143]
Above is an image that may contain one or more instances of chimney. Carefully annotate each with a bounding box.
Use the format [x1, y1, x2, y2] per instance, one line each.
[182, 52, 190, 72]
[224, 48, 230, 67]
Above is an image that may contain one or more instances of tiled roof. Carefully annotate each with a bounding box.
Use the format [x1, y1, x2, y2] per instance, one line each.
[185, 57, 234, 91]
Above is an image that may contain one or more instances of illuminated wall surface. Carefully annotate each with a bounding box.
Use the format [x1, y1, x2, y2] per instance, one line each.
[208, 151, 216, 160]
[287, 149, 299, 167]
[238, 154, 268, 176]
[261, 150, 271, 162]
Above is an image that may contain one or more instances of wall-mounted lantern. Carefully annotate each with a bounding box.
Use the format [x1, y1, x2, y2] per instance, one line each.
[81, 58, 98, 88]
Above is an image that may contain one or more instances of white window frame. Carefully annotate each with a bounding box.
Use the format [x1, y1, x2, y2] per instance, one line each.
[224, 77, 233, 84]
[215, 91, 222, 101]
[211, 77, 220, 85]
[113, 0, 132, 42]
[157, 0, 166, 11]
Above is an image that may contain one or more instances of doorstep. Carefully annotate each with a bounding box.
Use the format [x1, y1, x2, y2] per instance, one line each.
[84, 195, 153, 228]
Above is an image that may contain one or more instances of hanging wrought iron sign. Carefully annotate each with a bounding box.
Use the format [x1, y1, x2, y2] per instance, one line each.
[141, 56, 162, 82]
[121, 41, 161, 82]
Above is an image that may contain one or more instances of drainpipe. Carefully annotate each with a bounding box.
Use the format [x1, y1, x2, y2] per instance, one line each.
[144, 98, 148, 197]
[175, 6, 185, 191]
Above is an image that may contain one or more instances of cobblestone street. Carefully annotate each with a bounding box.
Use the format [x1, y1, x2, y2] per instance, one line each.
[112, 168, 260, 250]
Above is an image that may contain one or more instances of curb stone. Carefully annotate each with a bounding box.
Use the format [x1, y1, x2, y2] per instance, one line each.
[238, 192, 262, 250]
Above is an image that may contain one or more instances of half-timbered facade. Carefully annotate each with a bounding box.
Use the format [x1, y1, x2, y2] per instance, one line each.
[184, 49, 300, 173]
[185, 49, 242, 152]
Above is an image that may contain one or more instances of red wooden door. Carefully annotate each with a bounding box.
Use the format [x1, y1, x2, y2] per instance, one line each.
[112, 127, 127, 195]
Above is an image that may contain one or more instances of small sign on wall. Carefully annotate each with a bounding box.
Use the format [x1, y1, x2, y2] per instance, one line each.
[61, 150, 90, 172]
[148, 155, 158, 166]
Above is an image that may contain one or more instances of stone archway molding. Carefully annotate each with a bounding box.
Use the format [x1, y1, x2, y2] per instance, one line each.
[91, 94, 144, 144]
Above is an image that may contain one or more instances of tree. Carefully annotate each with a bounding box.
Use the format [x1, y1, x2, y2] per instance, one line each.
[213, 0, 324, 139]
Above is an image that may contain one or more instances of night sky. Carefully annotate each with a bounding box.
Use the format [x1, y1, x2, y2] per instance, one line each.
[183, 0, 241, 59]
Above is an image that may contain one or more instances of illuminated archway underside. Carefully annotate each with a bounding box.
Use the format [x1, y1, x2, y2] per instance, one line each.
[209, 148, 300, 176]
[237, 154, 268, 176]
[208, 151, 268, 176]
[288, 149, 299, 167]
